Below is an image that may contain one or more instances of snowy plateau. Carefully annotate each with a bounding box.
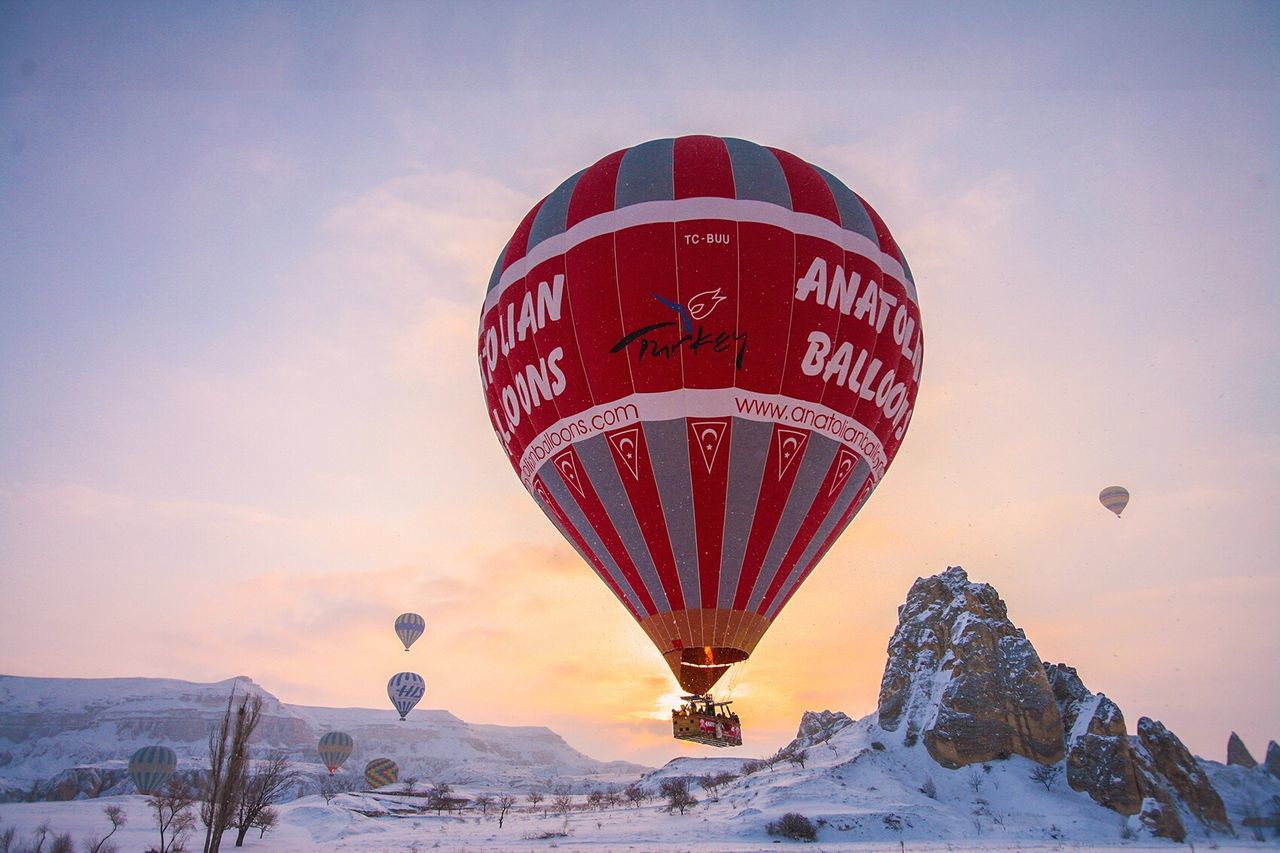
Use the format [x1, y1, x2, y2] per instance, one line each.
[0, 676, 1277, 851]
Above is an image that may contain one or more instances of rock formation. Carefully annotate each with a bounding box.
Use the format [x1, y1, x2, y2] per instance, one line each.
[878, 565, 1238, 843]
[1132, 716, 1232, 835]
[877, 566, 1064, 768]
[1227, 731, 1258, 768]
[1044, 662, 1142, 815]
[793, 710, 854, 747]
[1267, 740, 1280, 778]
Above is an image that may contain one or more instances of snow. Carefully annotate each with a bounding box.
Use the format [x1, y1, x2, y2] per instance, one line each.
[3, 709, 1274, 850]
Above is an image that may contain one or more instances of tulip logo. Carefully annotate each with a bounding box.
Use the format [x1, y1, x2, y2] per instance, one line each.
[652, 288, 727, 332]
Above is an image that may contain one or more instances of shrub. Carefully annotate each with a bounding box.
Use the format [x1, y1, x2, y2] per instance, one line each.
[766, 812, 817, 841]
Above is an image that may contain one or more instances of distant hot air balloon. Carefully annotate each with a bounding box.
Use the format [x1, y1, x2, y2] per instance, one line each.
[364, 757, 400, 789]
[387, 672, 425, 720]
[128, 745, 177, 794]
[477, 135, 923, 718]
[394, 612, 425, 651]
[1099, 486, 1129, 517]
[317, 731, 353, 775]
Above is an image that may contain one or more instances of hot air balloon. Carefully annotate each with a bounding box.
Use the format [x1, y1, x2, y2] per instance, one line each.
[364, 757, 400, 789]
[128, 745, 177, 794]
[394, 612, 425, 651]
[477, 135, 923, 746]
[1099, 486, 1129, 517]
[317, 731, 353, 775]
[387, 672, 425, 721]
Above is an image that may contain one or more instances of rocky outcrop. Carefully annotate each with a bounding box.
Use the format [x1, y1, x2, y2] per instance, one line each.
[1136, 794, 1187, 842]
[1044, 662, 1142, 815]
[1133, 717, 1232, 835]
[793, 710, 854, 747]
[39, 767, 126, 801]
[1227, 732, 1258, 768]
[877, 566, 1064, 768]
[1267, 741, 1280, 778]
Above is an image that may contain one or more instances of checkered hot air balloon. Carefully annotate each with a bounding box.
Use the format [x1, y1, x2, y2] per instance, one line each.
[1099, 485, 1130, 517]
[477, 136, 923, 698]
[364, 757, 400, 789]
[394, 612, 425, 651]
[317, 731, 353, 775]
[387, 671, 425, 721]
[128, 745, 177, 795]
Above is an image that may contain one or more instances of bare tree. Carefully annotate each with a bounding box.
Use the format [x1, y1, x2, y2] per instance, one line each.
[320, 774, 356, 805]
[148, 777, 197, 853]
[473, 793, 493, 816]
[249, 808, 276, 840]
[401, 776, 418, 796]
[201, 688, 264, 853]
[787, 748, 809, 769]
[526, 790, 544, 814]
[426, 782, 453, 815]
[84, 804, 127, 853]
[496, 795, 517, 829]
[232, 752, 298, 847]
[659, 778, 697, 815]
[1030, 763, 1060, 792]
[550, 787, 574, 816]
[585, 790, 605, 810]
[623, 782, 647, 808]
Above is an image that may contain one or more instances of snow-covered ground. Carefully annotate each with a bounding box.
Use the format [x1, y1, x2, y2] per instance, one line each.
[3, 714, 1275, 851]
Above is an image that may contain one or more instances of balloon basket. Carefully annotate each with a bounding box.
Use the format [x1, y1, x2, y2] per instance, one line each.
[672, 695, 742, 748]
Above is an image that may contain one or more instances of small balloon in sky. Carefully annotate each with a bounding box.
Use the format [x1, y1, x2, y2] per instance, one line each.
[394, 612, 425, 651]
[317, 731, 353, 775]
[128, 745, 177, 794]
[1099, 485, 1130, 517]
[364, 757, 400, 789]
[387, 671, 425, 721]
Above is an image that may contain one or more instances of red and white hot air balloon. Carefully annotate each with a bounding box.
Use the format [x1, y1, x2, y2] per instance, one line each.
[477, 135, 923, 713]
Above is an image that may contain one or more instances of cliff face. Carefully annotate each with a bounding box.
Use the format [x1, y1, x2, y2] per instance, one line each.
[877, 565, 1243, 842]
[1044, 662, 1142, 815]
[877, 566, 1064, 768]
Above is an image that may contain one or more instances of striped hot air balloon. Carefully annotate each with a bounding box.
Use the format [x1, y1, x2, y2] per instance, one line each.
[477, 135, 923, 697]
[394, 612, 425, 651]
[317, 731, 353, 775]
[364, 757, 400, 789]
[1099, 486, 1130, 517]
[387, 672, 425, 721]
[128, 745, 177, 794]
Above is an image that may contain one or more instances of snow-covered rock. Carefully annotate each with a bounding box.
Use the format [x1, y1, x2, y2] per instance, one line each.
[876, 566, 1064, 768]
[1044, 661, 1142, 815]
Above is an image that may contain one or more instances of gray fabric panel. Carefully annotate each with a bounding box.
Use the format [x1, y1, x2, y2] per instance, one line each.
[746, 434, 839, 611]
[643, 418, 700, 610]
[486, 239, 510, 293]
[763, 457, 873, 620]
[717, 417, 773, 609]
[539, 464, 647, 617]
[528, 169, 584, 253]
[899, 250, 915, 286]
[574, 433, 672, 612]
[813, 166, 878, 244]
[723, 137, 792, 208]
[615, 138, 675, 208]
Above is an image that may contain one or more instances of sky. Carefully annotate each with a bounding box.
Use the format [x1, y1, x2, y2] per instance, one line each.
[1, 1, 1277, 769]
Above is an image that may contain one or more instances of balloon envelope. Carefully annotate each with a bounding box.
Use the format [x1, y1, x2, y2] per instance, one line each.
[317, 731, 353, 775]
[1099, 486, 1129, 517]
[387, 672, 425, 720]
[477, 135, 923, 694]
[364, 757, 400, 789]
[129, 745, 177, 794]
[394, 612, 425, 651]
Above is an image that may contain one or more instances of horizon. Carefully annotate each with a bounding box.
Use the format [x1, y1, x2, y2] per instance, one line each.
[1, 1, 1277, 770]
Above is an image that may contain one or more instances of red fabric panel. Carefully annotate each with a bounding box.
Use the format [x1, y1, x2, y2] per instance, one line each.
[566, 149, 627, 228]
[674, 135, 735, 199]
